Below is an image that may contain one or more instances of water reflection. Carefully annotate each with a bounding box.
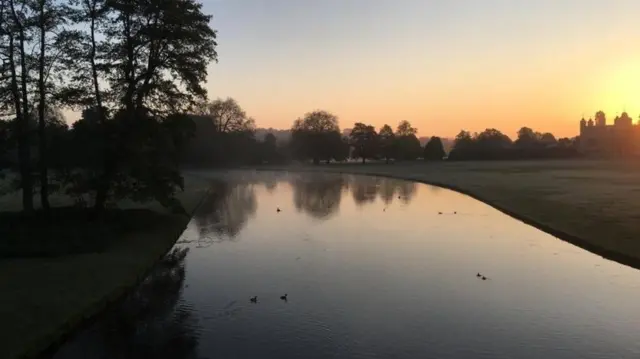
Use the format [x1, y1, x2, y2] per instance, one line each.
[192, 182, 257, 244]
[290, 175, 346, 219]
[51, 248, 200, 359]
[51, 172, 640, 359]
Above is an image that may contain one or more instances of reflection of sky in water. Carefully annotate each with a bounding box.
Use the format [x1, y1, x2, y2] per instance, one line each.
[54, 171, 640, 359]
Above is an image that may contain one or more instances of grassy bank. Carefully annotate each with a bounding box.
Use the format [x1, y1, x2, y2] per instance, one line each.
[0, 174, 212, 359]
[254, 159, 640, 270]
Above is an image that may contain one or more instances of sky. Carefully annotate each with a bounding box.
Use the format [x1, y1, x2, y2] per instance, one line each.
[186, 1, 640, 138]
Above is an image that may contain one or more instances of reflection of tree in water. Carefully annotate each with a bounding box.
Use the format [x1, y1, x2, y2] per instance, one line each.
[379, 178, 397, 204]
[348, 177, 418, 206]
[192, 182, 257, 244]
[350, 176, 381, 206]
[54, 248, 200, 359]
[396, 180, 417, 204]
[291, 175, 346, 220]
[263, 177, 277, 193]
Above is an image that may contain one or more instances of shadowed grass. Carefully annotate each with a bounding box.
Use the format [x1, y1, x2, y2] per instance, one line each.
[0, 174, 213, 359]
[248, 159, 640, 270]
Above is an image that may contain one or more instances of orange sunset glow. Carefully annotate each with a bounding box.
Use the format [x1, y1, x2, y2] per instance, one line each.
[196, 0, 640, 139]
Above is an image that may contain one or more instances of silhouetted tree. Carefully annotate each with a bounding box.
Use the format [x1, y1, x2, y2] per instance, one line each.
[394, 134, 422, 160]
[378, 124, 395, 163]
[290, 110, 341, 164]
[423, 136, 446, 161]
[325, 133, 349, 163]
[349, 122, 378, 164]
[396, 120, 417, 137]
[393, 120, 421, 160]
[539, 132, 557, 147]
[452, 130, 473, 150]
[514, 127, 538, 148]
[476, 128, 512, 149]
[2, 0, 34, 211]
[449, 127, 577, 161]
[196, 97, 255, 133]
[63, 0, 217, 211]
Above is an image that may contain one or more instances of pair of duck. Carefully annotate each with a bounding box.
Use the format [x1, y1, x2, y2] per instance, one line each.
[476, 273, 487, 280]
[250, 294, 287, 303]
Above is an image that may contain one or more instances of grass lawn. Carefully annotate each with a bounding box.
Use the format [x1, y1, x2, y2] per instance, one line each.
[0, 174, 213, 359]
[255, 159, 640, 270]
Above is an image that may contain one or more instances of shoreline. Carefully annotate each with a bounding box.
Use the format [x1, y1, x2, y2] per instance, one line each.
[243, 165, 640, 272]
[2, 179, 211, 359]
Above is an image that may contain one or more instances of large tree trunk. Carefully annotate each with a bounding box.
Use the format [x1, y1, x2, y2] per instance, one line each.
[37, 0, 50, 210]
[88, 4, 111, 212]
[9, 0, 34, 212]
[361, 157, 365, 164]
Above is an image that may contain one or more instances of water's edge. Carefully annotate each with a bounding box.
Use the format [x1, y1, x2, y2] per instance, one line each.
[27, 191, 210, 359]
[244, 167, 640, 272]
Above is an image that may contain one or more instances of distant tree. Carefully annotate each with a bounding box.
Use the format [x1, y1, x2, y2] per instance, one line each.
[349, 122, 378, 164]
[557, 137, 572, 148]
[392, 120, 420, 160]
[327, 134, 350, 163]
[198, 97, 255, 133]
[395, 134, 422, 160]
[539, 132, 557, 147]
[260, 133, 277, 163]
[378, 124, 395, 163]
[452, 130, 474, 151]
[290, 110, 341, 165]
[395, 120, 417, 137]
[475, 128, 512, 149]
[423, 136, 446, 161]
[514, 127, 538, 148]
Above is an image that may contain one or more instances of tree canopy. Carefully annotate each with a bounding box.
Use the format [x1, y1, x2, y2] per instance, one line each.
[290, 110, 342, 164]
[349, 122, 378, 163]
[423, 136, 446, 161]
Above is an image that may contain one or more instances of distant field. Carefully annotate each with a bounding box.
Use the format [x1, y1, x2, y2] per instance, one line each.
[260, 159, 640, 269]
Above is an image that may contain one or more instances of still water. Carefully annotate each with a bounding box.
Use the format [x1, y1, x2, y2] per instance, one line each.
[52, 171, 640, 359]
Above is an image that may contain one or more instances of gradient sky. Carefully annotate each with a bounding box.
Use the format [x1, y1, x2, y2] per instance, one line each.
[189, 1, 640, 137]
[199, 0, 640, 137]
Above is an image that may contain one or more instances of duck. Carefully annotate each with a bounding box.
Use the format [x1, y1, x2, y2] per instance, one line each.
[277, 208, 281, 213]
[438, 212, 443, 215]
[476, 273, 481, 278]
[280, 294, 288, 301]
[481, 276, 487, 281]
[454, 211, 457, 214]
[250, 296, 258, 303]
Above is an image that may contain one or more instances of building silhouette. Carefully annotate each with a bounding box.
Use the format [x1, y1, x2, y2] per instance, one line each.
[579, 111, 639, 156]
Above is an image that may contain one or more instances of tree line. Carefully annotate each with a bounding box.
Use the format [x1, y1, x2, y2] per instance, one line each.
[448, 127, 580, 161]
[180, 103, 450, 166]
[0, 0, 218, 213]
[179, 99, 581, 167]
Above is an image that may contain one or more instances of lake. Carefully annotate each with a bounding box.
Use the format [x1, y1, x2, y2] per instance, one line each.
[51, 171, 640, 359]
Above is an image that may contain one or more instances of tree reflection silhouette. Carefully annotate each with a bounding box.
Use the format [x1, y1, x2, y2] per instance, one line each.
[350, 176, 381, 206]
[396, 180, 417, 204]
[349, 176, 417, 207]
[379, 178, 397, 204]
[291, 175, 346, 220]
[192, 181, 257, 244]
[52, 248, 200, 359]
